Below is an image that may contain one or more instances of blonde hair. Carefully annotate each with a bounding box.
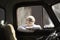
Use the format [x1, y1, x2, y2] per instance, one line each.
[26, 16, 35, 23]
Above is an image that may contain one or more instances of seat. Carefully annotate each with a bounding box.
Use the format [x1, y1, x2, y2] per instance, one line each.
[0, 24, 17, 40]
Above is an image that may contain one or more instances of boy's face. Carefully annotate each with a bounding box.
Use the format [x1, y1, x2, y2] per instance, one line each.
[26, 19, 34, 26]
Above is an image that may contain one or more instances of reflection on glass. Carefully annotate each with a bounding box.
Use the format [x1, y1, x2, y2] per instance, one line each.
[17, 6, 54, 32]
[52, 3, 60, 22]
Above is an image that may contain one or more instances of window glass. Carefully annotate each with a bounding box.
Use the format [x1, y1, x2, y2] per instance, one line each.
[17, 6, 54, 29]
[52, 3, 60, 22]
[43, 8, 54, 28]
[17, 7, 31, 26]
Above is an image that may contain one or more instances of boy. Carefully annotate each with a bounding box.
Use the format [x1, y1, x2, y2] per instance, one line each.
[17, 16, 42, 32]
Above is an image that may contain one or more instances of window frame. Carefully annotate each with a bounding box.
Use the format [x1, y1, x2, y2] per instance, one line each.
[0, 6, 6, 24]
[13, 1, 60, 30]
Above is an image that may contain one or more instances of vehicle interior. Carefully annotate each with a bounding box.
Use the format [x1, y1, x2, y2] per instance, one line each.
[0, 0, 60, 40]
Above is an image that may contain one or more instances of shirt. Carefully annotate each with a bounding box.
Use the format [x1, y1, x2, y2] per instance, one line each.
[17, 24, 42, 32]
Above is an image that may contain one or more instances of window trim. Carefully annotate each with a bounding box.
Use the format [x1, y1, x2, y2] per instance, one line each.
[0, 6, 6, 24]
[13, 1, 60, 30]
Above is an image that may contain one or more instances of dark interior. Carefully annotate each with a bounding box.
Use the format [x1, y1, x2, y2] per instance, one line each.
[0, 0, 60, 40]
